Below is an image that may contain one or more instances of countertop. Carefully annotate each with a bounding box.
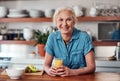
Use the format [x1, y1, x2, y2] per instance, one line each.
[95, 57, 120, 72]
[95, 57, 120, 67]
[0, 69, 120, 81]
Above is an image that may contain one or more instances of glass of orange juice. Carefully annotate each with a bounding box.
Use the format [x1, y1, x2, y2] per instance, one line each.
[53, 58, 63, 67]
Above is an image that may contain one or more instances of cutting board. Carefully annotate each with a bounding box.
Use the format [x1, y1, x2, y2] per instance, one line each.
[0, 70, 44, 76]
[24, 71, 44, 75]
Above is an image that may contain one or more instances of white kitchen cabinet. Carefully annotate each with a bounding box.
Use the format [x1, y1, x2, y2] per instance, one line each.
[96, 60, 120, 73]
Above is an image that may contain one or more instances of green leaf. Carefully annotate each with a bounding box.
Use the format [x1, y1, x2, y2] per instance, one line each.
[34, 30, 50, 44]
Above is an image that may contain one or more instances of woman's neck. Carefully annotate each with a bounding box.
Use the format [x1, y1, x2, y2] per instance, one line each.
[62, 33, 72, 44]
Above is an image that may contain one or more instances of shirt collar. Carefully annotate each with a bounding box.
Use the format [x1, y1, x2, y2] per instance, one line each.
[71, 28, 80, 40]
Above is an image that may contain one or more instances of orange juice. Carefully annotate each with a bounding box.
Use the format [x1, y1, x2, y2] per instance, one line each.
[53, 58, 63, 67]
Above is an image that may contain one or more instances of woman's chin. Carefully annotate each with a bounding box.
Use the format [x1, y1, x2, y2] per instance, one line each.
[61, 30, 71, 34]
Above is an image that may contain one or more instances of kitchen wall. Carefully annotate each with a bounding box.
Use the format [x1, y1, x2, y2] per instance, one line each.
[0, 0, 120, 58]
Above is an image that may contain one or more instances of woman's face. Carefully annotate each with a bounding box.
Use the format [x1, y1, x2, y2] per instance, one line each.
[56, 10, 75, 34]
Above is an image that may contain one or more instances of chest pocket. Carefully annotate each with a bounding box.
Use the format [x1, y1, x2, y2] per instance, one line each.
[70, 49, 85, 69]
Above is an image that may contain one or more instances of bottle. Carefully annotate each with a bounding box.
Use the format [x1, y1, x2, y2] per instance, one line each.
[115, 42, 120, 61]
[0, 32, 3, 40]
[1, 26, 7, 40]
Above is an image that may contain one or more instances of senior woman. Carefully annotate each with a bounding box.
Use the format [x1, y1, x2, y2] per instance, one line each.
[44, 7, 96, 77]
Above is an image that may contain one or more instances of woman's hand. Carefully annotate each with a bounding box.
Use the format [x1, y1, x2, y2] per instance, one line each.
[55, 66, 73, 77]
[46, 66, 58, 76]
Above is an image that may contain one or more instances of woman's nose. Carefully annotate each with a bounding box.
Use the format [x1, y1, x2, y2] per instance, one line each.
[62, 21, 67, 26]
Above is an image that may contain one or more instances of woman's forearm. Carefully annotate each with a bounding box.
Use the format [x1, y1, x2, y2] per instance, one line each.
[70, 65, 95, 76]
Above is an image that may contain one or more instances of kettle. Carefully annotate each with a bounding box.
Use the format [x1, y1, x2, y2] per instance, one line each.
[89, 7, 98, 17]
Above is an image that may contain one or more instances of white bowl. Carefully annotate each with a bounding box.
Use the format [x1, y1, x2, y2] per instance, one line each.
[29, 9, 44, 18]
[9, 9, 26, 14]
[6, 68, 24, 79]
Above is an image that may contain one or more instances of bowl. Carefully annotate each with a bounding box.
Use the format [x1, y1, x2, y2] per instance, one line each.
[6, 68, 24, 79]
[29, 9, 44, 18]
[9, 9, 26, 14]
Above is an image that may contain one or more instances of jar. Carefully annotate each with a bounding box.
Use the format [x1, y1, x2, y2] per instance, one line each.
[23, 28, 33, 41]
[1, 26, 7, 40]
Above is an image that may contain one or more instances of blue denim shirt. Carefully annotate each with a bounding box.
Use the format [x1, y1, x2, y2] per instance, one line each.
[45, 28, 94, 69]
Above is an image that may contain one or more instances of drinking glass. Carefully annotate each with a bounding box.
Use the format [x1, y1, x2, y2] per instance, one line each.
[53, 58, 63, 67]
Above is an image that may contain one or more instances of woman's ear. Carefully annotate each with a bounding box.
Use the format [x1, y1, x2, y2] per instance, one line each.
[73, 20, 76, 25]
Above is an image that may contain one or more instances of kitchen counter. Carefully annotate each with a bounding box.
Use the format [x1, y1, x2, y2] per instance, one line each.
[0, 70, 120, 81]
[95, 57, 120, 72]
[96, 57, 120, 67]
[1, 57, 120, 73]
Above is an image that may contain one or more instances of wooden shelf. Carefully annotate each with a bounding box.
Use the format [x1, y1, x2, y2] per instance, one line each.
[0, 40, 119, 46]
[0, 40, 37, 45]
[78, 16, 120, 22]
[0, 16, 120, 22]
[93, 41, 118, 46]
[0, 18, 52, 22]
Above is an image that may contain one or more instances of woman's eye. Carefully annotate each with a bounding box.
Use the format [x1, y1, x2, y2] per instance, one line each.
[58, 18, 63, 21]
[67, 18, 72, 21]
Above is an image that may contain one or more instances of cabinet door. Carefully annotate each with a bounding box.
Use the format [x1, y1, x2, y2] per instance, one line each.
[96, 67, 120, 73]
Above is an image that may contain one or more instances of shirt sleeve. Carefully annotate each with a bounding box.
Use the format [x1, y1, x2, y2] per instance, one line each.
[83, 33, 94, 55]
[45, 33, 54, 56]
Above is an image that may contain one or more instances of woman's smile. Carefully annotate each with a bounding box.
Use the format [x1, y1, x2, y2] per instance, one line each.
[61, 26, 69, 31]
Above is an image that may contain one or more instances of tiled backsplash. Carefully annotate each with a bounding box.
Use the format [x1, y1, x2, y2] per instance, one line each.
[0, 44, 36, 58]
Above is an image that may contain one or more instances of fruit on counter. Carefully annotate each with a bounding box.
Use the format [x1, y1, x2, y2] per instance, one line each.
[25, 64, 39, 73]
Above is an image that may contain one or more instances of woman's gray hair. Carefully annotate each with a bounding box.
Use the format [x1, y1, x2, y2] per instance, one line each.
[53, 7, 77, 25]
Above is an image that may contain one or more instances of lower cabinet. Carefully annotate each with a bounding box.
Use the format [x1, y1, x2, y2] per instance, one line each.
[96, 60, 120, 73]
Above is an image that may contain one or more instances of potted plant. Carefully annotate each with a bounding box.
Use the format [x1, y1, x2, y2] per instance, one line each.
[34, 30, 50, 57]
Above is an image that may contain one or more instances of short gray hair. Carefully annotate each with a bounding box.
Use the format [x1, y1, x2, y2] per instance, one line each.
[53, 7, 77, 25]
